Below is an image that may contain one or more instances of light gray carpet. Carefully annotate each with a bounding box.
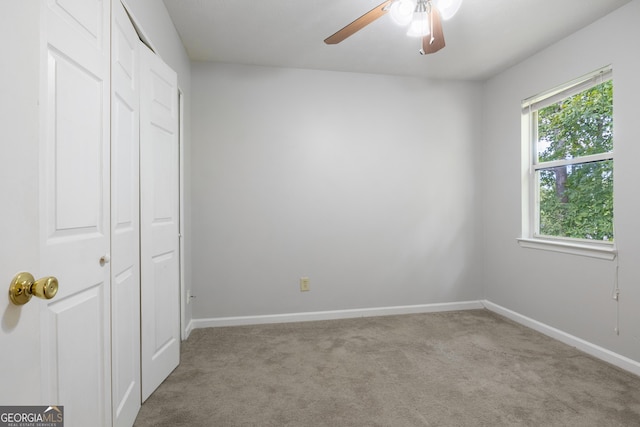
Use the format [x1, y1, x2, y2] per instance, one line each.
[134, 310, 640, 426]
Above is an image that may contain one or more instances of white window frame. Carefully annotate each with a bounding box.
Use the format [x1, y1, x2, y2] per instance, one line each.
[518, 66, 616, 260]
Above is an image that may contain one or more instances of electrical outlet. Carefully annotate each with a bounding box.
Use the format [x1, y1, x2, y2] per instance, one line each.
[300, 277, 310, 292]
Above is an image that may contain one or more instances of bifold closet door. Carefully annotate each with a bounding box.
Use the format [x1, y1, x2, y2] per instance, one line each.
[111, 1, 141, 425]
[139, 43, 181, 402]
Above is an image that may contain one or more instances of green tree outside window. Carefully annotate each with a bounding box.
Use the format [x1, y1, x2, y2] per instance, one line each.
[537, 80, 613, 241]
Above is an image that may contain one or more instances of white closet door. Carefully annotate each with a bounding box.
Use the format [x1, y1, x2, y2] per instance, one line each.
[111, 1, 141, 425]
[139, 43, 181, 401]
[39, 0, 112, 425]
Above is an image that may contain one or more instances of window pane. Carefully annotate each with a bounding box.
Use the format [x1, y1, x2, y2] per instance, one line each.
[536, 80, 613, 163]
[537, 160, 613, 241]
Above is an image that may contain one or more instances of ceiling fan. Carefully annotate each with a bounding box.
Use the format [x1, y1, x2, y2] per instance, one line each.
[324, 0, 463, 55]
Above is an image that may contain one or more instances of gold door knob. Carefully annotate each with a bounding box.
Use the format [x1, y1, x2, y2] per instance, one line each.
[9, 272, 59, 305]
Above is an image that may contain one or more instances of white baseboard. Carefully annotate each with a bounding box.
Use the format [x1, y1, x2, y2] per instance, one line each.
[482, 299, 640, 377]
[191, 300, 485, 329]
[182, 318, 195, 340]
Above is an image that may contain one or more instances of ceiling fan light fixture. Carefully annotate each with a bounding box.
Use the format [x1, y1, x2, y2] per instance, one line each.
[406, 0, 430, 37]
[433, 0, 463, 20]
[389, 0, 414, 26]
[324, 0, 457, 54]
[406, 15, 430, 37]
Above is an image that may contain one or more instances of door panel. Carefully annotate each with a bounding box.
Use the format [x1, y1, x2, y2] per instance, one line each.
[43, 285, 107, 417]
[111, 0, 141, 425]
[46, 50, 103, 234]
[54, 0, 102, 41]
[39, 0, 111, 426]
[140, 44, 181, 401]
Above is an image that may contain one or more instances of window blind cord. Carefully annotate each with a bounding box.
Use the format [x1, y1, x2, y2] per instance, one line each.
[611, 259, 620, 335]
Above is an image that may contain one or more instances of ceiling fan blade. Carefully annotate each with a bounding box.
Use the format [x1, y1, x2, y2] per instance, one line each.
[324, 0, 392, 45]
[421, 7, 445, 54]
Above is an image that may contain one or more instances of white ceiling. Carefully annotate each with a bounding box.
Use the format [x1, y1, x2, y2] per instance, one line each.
[162, 0, 631, 81]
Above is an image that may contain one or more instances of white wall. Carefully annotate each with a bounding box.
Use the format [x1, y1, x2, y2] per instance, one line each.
[0, 1, 42, 404]
[482, 0, 640, 363]
[191, 63, 483, 319]
[122, 0, 193, 327]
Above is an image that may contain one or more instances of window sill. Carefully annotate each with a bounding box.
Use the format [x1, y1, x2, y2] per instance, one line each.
[517, 238, 617, 260]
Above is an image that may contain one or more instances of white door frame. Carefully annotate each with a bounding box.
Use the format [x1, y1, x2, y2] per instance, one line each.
[178, 89, 188, 340]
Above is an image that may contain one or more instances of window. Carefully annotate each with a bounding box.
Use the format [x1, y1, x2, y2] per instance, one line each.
[519, 66, 615, 259]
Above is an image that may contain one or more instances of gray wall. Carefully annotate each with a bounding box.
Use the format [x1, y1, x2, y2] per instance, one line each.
[191, 63, 484, 319]
[186, 0, 640, 368]
[481, 0, 640, 363]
